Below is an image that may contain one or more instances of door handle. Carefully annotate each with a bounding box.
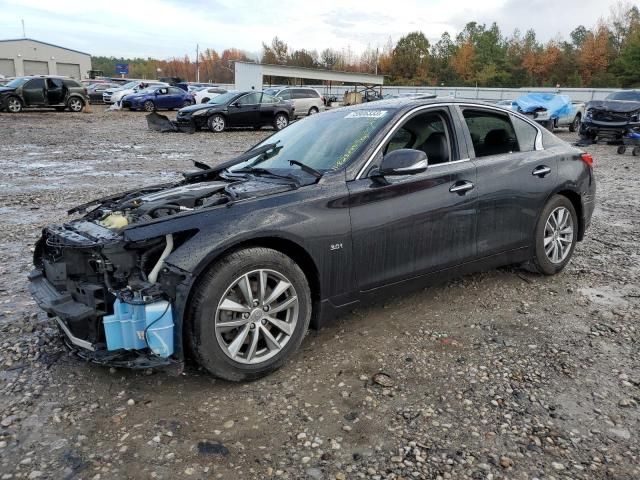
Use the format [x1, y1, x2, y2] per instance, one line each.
[532, 166, 551, 177]
[449, 180, 475, 194]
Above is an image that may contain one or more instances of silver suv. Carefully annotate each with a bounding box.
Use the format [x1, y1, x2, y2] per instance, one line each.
[264, 87, 324, 117]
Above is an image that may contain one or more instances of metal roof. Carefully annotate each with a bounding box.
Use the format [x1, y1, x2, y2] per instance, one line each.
[0, 38, 91, 57]
[235, 61, 384, 85]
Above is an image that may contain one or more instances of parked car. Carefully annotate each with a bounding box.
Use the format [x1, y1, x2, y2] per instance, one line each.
[121, 86, 194, 111]
[194, 87, 228, 104]
[580, 90, 640, 143]
[87, 82, 121, 104]
[28, 98, 595, 380]
[109, 81, 169, 104]
[264, 87, 324, 116]
[176, 91, 294, 132]
[500, 93, 585, 132]
[0, 76, 88, 113]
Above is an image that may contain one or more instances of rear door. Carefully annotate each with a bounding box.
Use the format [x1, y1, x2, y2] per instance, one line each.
[229, 92, 261, 126]
[22, 78, 46, 105]
[348, 106, 478, 291]
[456, 105, 556, 256]
[46, 78, 65, 105]
[167, 87, 186, 108]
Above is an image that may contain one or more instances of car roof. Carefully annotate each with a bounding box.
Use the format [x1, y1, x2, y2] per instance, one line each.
[340, 97, 500, 111]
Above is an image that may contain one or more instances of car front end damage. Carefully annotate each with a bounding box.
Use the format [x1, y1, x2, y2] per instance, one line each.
[580, 100, 640, 143]
[28, 180, 233, 369]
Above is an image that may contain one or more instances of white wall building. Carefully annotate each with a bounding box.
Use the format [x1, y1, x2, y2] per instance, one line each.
[0, 38, 91, 79]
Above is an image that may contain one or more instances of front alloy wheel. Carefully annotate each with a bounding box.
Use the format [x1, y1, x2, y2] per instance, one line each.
[208, 114, 225, 132]
[7, 97, 22, 113]
[187, 247, 312, 381]
[143, 100, 155, 112]
[215, 269, 299, 364]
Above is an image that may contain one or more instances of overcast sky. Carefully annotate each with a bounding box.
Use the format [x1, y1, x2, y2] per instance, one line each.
[0, 0, 624, 59]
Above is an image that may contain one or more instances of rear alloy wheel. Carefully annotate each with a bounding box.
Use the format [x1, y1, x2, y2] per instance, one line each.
[273, 113, 289, 130]
[143, 100, 156, 112]
[569, 114, 581, 132]
[187, 247, 312, 381]
[530, 195, 578, 275]
[208, 114, 226, 132]
[67, 97, 84, 112]
[7, 97, 23, 113]
[308, 106, 319, 115]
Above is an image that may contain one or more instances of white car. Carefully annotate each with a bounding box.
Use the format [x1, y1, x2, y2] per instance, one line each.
[263, 87, 325, 117]
[194, 87, 229, 104]
[103, 81, 168, 104]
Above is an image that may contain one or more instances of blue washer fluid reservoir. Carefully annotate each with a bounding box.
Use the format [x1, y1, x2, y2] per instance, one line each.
[103, 299, 174, 357]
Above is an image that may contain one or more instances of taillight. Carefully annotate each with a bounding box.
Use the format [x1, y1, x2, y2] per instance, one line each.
[581, 153, 594, 168]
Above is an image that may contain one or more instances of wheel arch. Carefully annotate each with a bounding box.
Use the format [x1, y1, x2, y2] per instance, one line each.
[183, 236, 322, 343]
[555, 189, 585, 241]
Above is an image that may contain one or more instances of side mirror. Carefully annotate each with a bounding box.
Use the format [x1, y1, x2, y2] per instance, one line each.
[230, 102, 240, 107]
[377, 149, 428, 176]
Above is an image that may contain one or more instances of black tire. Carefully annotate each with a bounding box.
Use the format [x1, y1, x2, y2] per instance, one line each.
[6, 96, 23, 113]
[143, 100, 156, 112]
[182, 100, 192, 108]
[253, 126, 262, 131]
[544, 119, 554, 131]
[273, 113, 289, 131]
[207, 114, 226, 132]
[186, 247, 312, 381]
[529, 195, 578, 275]
[633, 147, 640, 157]
[569, 113, 581, 132]
[308, 106, 319, 115]
[617, 145, 627, 154]
[67, 97, 84, 112]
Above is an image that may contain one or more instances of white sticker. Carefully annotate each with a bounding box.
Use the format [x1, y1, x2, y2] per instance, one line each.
[344, 110, 387, 119]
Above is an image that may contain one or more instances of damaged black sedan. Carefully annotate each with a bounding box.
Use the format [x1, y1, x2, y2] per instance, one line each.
[579, 90, 640, 143]
[29, 99, 596, 381]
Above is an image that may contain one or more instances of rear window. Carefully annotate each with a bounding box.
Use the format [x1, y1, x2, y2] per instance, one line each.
[510, 115, 538, 152]
[62, 79, 82, 88]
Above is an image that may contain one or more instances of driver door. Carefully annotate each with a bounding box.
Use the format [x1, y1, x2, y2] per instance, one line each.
[22, 78, 46, 105]
[347, 107, 478, 291]
[229, 92, 261, 126]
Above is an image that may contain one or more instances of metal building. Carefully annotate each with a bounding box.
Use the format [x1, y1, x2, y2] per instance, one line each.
[0, 38, 91, 79]
[234, 61, 384, 91]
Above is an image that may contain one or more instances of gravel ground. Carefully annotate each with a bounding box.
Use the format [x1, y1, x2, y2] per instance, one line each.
[0, 106, 638, 480]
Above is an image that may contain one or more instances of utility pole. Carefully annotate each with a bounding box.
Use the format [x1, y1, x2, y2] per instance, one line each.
[21, 19, 26, 38]
[196, 44, 200, 83]
[375, 47, 378, 76]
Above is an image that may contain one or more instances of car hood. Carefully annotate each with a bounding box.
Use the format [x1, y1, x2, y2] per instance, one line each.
[587, 100, 640, 113]
[0, 86, 16, 95]
[178, 102, 225, 114]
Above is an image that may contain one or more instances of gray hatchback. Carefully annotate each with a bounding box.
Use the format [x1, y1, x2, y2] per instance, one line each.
[0, 75, 89, 113]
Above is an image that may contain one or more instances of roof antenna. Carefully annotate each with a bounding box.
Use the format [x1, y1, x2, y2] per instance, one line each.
[21, 19, 26, 38]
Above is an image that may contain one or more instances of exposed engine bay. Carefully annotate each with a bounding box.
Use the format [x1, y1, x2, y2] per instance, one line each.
[29, 170, 298, 368]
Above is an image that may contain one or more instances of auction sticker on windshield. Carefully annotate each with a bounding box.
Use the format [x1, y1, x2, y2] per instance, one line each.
[344, 110, 387, 119]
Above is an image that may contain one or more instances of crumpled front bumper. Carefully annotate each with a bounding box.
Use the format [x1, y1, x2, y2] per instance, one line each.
[28, 268, 179, 369]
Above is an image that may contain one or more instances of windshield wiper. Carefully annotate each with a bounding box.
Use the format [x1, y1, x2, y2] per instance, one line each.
[232, 167, 300, 186]
[288, 160, 322, 178]
[183, 142, 281, 181]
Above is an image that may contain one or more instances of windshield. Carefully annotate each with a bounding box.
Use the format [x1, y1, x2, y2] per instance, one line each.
[264, 88, 280, 96]
[4, 77, 29, 88]
[207, 92, 240, 105]
[228, 109, 392, 175]
[605, 91, 640, 102]
[120, 81, 138, 90]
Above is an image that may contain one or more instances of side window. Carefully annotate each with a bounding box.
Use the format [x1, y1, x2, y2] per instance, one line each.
[385, 128, 414, 153]
[237, 92, 261, 105]
[511, 115, 538, 152]
[157, 87, 168, 95]
[292, 89, 310, 99]
[25, 79, 45, 89]
[260, 94, 278, 104]
[169, 87, 183, 94]
[463, 109, 519, 157]
[277, 90, 291, 100]
[48, 78, 64, 89]
[379, 110, 454, 169]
